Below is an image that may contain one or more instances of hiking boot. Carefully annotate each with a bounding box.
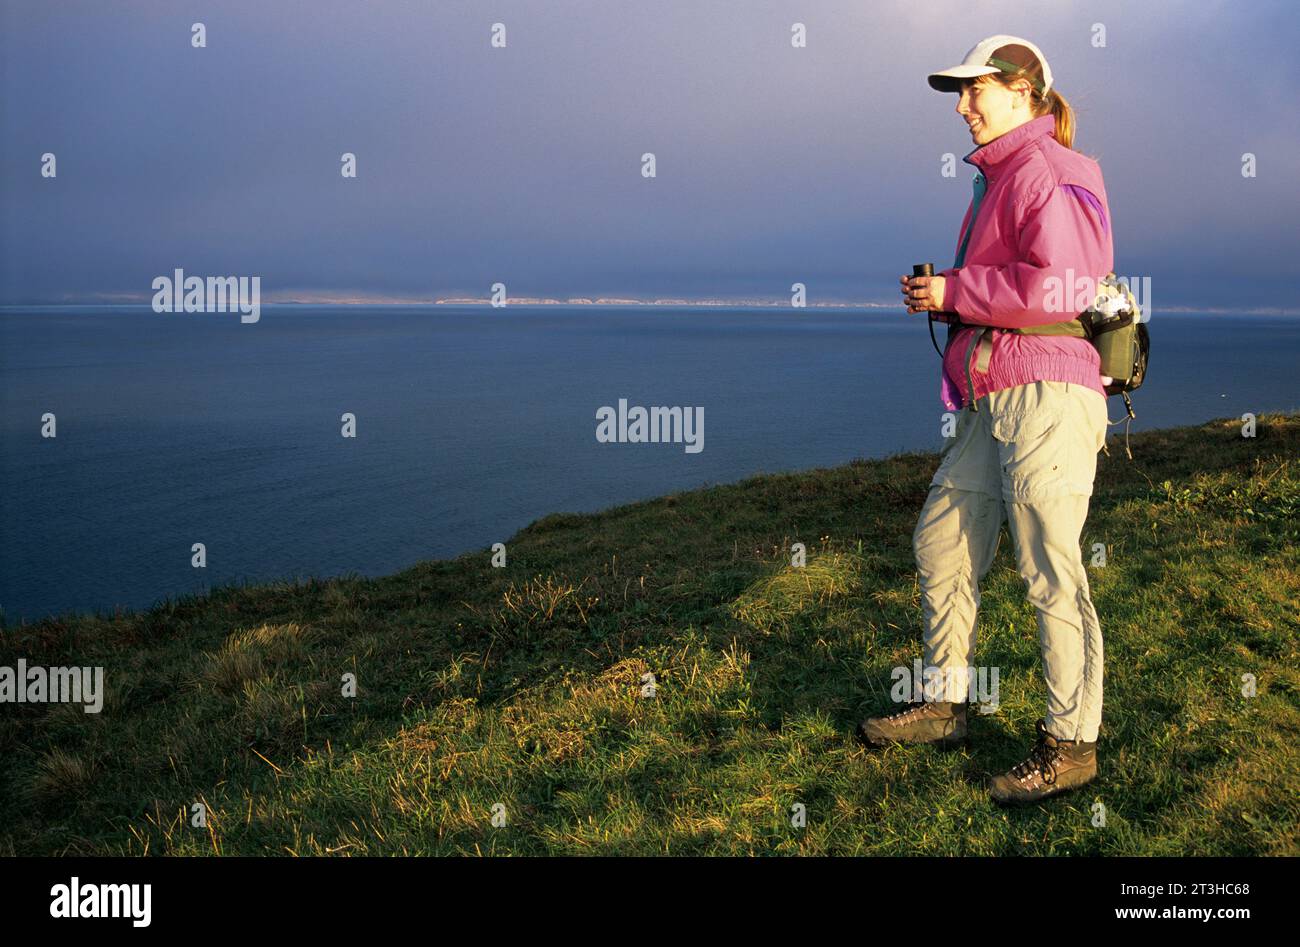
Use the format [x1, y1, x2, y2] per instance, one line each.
[989, 718, 1098, 805]
[857, 700, 967, 748]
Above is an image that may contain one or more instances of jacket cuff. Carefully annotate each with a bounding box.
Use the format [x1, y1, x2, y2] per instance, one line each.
[938, 267, 961, 318]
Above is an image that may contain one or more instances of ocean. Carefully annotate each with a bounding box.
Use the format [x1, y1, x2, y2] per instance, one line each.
[3, 305, 1298, 622]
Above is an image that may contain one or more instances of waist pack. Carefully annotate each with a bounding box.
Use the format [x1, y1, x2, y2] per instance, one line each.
[929, 271, 1150, 458]
[1012, 272, 1149, 399]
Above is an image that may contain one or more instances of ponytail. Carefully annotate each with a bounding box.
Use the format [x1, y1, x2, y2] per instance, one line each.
[1044, 88, 1075, 150]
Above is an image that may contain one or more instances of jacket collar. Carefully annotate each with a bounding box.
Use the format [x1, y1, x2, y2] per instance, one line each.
[964, 114, 1055, 178]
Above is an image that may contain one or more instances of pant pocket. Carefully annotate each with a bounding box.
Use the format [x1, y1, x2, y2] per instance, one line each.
[989, 383, 1071, 501]
[989, 381, 1063, 446]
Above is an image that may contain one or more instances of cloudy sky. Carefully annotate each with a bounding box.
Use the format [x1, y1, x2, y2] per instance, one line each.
[2, 0, 1298, 309]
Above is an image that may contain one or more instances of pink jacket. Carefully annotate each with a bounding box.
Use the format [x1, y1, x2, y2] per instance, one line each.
[936, 114, 1113, 412]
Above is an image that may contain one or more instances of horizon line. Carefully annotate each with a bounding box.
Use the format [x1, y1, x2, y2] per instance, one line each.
[2, 298, 1299, 317]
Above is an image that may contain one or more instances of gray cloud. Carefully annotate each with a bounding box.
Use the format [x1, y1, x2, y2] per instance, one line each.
[2, 0, 1297, 308]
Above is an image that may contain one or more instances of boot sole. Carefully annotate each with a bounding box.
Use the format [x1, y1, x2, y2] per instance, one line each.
[858, 730, 969, 751]
[988, 772, 1097, 806]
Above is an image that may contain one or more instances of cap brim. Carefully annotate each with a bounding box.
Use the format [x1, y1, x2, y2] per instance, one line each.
[927, 65, 1000, 92]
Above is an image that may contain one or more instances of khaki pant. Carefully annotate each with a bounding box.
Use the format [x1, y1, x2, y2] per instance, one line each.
[913, 380, 1108, 742]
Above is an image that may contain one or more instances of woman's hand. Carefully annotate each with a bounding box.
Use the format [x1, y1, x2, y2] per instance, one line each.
[899, 274, 946, 314]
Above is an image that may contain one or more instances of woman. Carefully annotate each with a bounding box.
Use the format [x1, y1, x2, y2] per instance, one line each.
[858, 36, 1112, 805]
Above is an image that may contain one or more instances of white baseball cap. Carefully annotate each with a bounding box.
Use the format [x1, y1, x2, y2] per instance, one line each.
[927, 35, 1053, 95]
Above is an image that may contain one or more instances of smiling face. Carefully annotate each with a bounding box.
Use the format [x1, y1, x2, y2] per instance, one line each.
[956, 75, 1035, 146]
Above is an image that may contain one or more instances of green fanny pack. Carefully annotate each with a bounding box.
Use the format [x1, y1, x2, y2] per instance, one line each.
[939, 271, 1149, 397]
[1012, 272, 1149, 397]
[931, 271, 1149, 460]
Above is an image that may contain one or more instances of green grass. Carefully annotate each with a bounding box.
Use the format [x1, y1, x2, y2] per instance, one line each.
[2, 412, 1297, 855]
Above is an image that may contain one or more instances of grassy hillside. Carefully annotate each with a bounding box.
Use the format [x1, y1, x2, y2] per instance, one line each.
[2, 412, 1298, 856]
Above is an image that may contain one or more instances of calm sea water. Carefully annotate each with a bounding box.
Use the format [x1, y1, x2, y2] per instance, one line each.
[3, 305, 1298, 622]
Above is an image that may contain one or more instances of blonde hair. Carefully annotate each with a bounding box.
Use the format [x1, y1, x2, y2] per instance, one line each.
[975, 71, 1075, 150]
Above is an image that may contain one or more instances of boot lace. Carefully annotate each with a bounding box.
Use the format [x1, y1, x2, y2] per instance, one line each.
[883, 700, 947, 724]
[1009, 720, 1063, 785]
